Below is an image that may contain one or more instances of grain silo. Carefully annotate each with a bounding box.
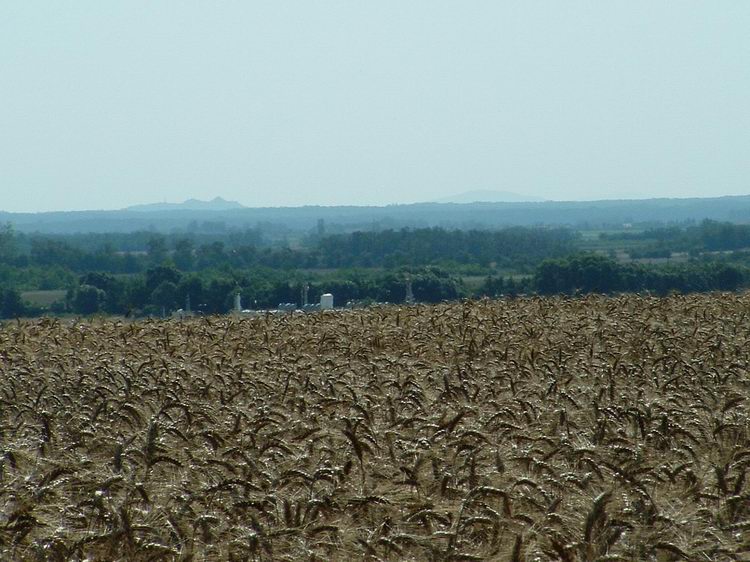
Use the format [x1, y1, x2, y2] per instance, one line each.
[320, 293, 334, 310]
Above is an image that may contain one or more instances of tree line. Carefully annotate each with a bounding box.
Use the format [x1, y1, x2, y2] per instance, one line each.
[8, 266, 464, 318]
[601, 219, 750, 257]
[2, 222, 750, 319]
[0, 224, 576, 273]
[532, 254, 745, 296]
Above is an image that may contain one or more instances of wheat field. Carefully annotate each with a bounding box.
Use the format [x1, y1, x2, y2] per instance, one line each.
[1, 295, 749, 561]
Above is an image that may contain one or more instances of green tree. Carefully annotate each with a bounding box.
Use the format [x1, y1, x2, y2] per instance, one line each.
[145, 265, 182, 292]
[196, 242, 228, 269]
[478, 275, 505, 297]
[79, 272, 127, 313]
[73, 284, 105, 315]
[713, 264, 744, 291]
[30, 238, 83, 268]
[203, 278, 236, 313]
[146, 235, 168, 266]
[151, 281, 179, 313]
[535, 255, 623, 295]
[1, 289, 26, 319]
[0, 223, 17, 264]
[173, 238, 195, 271]
[534, 259, 569, 295]
[177, 275, 203, 311]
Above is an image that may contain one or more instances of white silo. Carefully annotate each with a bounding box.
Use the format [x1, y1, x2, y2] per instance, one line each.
[234, 292, 242, 313]
[320, 293, 334, 310]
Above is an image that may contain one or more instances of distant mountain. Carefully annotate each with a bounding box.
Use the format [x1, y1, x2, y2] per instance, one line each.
[433, 190, 544, 203]
[4, 194, 750, 234]
[125, 197, 245, 212]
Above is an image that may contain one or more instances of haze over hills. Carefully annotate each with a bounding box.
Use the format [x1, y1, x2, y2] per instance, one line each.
[433, 190, 545, 203]
[2, 194, 750, 234]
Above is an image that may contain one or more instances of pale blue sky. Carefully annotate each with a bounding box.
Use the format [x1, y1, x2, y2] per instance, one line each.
[1, 2, 748, 212]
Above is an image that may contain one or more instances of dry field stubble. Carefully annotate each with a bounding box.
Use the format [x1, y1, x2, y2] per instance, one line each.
[1, 295, 749, 561]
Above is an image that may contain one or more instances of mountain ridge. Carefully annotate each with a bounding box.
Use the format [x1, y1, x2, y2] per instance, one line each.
[125, 197, 245, 212]
[2, 194, 750, 234]
[432, 189, 545, 203]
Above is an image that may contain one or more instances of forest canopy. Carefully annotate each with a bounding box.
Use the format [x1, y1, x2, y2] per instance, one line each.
[1, 220, 749, 318]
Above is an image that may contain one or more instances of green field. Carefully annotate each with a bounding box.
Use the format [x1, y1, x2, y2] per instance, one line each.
[21, 290, 67, 307]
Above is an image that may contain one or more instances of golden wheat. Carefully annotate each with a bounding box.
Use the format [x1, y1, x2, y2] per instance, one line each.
[0, 295, 749, 560]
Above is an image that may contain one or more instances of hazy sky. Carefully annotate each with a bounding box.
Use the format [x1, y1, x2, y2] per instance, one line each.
[1, 2, 749, 212]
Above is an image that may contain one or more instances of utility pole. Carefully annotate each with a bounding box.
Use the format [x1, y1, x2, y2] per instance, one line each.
[405, 274, 415, 305]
